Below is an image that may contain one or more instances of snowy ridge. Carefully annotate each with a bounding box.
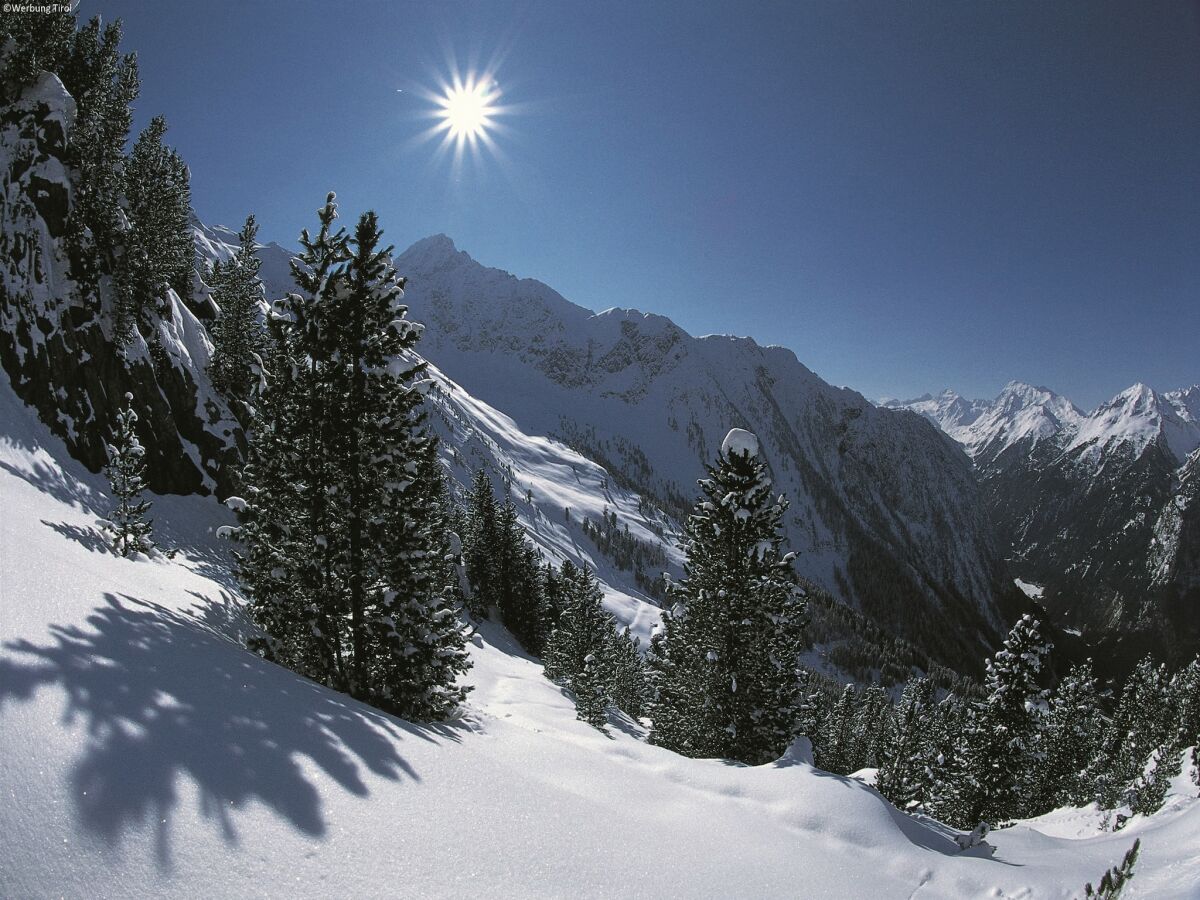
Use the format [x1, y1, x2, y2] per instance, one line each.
[387, 234, 1015, 670]
[421, 358, 680, 645]
[190, 217, 298, 305]
[3, 368, 1198, 898]
[1068, 383, 1200, 467]
[887, 382, 1085, 465]
[879, 389, 990, 444]
[890, 380, 1200, 471]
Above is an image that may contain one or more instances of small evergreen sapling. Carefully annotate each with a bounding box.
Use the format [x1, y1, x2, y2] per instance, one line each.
[1083, 839, 1140, 899]
[100, 393, 154, 557]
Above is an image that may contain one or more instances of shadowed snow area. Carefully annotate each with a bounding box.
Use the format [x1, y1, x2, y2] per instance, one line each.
[2, 373, 1198, 898]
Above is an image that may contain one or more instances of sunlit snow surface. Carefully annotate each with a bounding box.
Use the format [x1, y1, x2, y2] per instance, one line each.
[2, 373, 1198, 898]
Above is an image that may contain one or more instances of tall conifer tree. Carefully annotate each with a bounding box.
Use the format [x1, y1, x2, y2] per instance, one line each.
[233, 194, 468, 718]
[209, 215, 266, 403]
[649, 429, 808, 764]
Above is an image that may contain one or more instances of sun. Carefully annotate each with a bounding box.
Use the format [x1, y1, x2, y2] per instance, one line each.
[435, 74, 501, 148]
[411, 65, 512, 172]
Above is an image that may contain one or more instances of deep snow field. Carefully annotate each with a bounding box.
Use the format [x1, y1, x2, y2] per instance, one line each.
[2, 374, 1198, 899]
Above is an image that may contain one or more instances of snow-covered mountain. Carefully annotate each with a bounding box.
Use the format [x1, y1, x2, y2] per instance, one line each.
[880, 389, 990, 444]
[388, 234, 1026, 673]
[885, 382, 1085, 466]
[889, 380, 1200, 667]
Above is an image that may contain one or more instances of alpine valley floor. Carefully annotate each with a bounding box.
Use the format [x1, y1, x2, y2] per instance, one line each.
[2, 373, 1198, 899]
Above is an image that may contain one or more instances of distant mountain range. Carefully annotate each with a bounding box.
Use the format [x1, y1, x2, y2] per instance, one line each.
[886, 381, 1200, 668]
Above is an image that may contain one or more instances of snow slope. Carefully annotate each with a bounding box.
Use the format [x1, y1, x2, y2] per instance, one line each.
[3, 364, 1200, 899]
[420, 357, 679, 645]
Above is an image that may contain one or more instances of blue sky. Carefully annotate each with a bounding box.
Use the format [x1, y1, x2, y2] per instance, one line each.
[92, 0, 1198, 409]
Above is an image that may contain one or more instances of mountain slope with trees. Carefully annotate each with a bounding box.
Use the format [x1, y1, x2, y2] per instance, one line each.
[888, 381, 1200, 669]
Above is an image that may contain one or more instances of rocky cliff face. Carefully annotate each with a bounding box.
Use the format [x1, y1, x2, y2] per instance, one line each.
[0, 73, 239, 495]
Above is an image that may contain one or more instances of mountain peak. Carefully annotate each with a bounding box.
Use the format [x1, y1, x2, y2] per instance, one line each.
[1114, 381, 1156, 405]
[998, 380, 1057, 401]
[402, 233, 461, 260]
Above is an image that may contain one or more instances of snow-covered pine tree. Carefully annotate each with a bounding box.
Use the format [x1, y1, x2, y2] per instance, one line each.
[923, 693, 970, 821]
[236, 192, 352, 687]
[1125, 655, 1200, 816]
[0, 8, 75, 101]
[208, 215, 266, 404]
[650, 428, 808, 765]
[1175, 657, 1200, 791]
[125, 115, 193, 305]
[370, 401, 471, 721]
[100, 393, 154, 557]
[1172, 657, 1200, 795]
[236, 195, 469, 719]
[644, 627, 687, 745]
[1090, 655, 1173, 811]
[461, 469, 499, 619]
[946, 614, 1052, 826]
[541, 561, 566, 636]
[53, 17, 139, 299]
[794, 671, 827, 750]
[544, 561, 615, 729]
[818, 684, 858, 774]
[1034, 660, 1104, 810]
[877, 677, 935, 807]
[575, 652, 610, 730]
[609, 626, 649, 720]
[850, 684, 892, 772]
[495, 499, 547, 653]
[327, 208, 467, 714]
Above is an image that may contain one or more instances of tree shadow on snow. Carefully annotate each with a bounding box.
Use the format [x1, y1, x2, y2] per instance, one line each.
[40, 518, 111, 554]
[0, 457, 104, 517]
[0, 591, 466, 869]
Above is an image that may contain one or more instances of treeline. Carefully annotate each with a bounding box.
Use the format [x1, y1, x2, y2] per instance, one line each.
[580, 509, 669, 603]
[804, 616, 1200, 829]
